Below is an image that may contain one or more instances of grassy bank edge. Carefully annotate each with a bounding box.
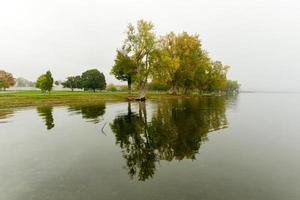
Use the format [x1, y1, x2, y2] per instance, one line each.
[0, 90, 214, 109]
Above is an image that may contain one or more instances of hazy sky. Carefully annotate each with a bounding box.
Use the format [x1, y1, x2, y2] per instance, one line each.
[0, 0, 299, 91]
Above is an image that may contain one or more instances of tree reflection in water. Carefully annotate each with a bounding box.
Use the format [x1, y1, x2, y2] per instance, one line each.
[37, 106, 55, 130]
[68, 103, 106, 124]
[0, 108, 14, 123]
[110, 97, 228, 181]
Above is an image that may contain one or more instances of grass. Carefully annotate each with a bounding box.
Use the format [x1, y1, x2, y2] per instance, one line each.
[0, 90, 191, 108]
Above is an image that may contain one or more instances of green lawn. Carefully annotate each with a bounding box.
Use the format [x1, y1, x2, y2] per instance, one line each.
[0, 90, 184, 108]
[0, 90, 131, 98]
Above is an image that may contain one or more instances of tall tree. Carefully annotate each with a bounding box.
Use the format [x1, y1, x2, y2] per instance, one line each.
[0, 70, 16, 90]
[36, 70, 54, 93]
[62, 76, 82, 91]
[111, 50, 136, 93]
[153, 32, 210, 94]
[81, 69, 106, 92]
[123, 20, 157, 98]
[175, 32, 207, 94]
[152, 32, 180, 94]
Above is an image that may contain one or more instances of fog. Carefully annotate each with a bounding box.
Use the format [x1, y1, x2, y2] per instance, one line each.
[0, 0, 299, 91]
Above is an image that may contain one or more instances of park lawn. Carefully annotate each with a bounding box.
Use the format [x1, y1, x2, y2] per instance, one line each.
[0, 90, 184, 108]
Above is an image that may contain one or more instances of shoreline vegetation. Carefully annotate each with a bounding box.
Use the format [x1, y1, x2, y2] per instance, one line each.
[0, 90, 228, 109]
[1, 20, 240, 104]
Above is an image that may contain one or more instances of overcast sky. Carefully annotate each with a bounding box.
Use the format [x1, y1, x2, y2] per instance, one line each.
[0, 0, 299, 91]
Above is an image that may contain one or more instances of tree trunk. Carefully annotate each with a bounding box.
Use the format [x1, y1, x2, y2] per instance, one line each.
[138, 101, 147, 123]
[137, 85, 146, 101]
[128, 101, 132, 116]
[198, 88, 203, 94]
[184, 87, 190, 95]
[127, 77, 132, 94]
[93, 88, 96, 92]
[169, 85, 178, 95]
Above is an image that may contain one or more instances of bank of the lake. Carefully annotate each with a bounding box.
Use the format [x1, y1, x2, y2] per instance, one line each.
[0, 90, 211, 108]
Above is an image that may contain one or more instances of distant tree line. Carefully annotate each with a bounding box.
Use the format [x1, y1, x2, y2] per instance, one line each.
[15, 77, 35, 87]
[62, 69, 106, 92]
[33, 69, 106, 92]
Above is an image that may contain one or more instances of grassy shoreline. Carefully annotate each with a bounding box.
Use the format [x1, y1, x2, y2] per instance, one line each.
[0, 90, 203, 108]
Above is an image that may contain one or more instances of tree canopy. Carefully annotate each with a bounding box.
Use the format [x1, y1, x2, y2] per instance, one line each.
[122, 20, 157, 98]
[111, 50, 136, 93]
[62, 76, 82, 91]
[0, 70, 16, 90]
[224, 80, 240, 93]
[111, 20, 237, 97]
[81, 69, 106, 92]
[36, 71, 54, 92]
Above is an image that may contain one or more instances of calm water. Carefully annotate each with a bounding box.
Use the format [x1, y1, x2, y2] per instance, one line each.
[0, 93, 299, 200]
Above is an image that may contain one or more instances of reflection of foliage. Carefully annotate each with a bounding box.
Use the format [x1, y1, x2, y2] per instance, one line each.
[37, 106, 55, 130]
[68, 103, 106, 123]
[0, 109, 14, 123]
[110, 98, 228, 181]
[110, 102, 157, 181]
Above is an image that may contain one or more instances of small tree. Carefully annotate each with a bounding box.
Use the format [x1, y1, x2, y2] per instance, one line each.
[81, 69, 106, 92]
[111, 50, 136, 93]
[225, 80, 240, 93]
[62, 76, 82, 91]
[0, 70, 16, 90]
[107, 83, 117, 92]
[54, 81, 61, 86]
[36, 70, 54, 93]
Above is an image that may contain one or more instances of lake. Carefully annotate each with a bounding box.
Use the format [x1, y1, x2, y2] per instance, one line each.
[0, 93, 299, 200]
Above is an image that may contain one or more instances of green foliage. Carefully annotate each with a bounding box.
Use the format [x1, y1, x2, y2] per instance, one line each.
[110, 98, 228, 181]
[117, 85, 130, 92]
[148, 81, 168, 91]
[68, 103, 106, 124]
[36, 71, 54, 92]
[206, 61, 229, 92]
[113, 20, 235, 96]
[225, 80, 240, 93]
[122, 20, 157, 97]
[0, 78, 7, 90]
[37, 106, 55, 130]
[81, 69, 106, 92]
[107, 83, 117, 92]
[111, 50, 136, 92]
[153, 32, 211, 94]
[62, 76, 82, 91]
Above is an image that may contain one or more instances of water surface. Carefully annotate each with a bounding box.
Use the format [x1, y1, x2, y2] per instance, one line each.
[0, 94, 299, 200]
